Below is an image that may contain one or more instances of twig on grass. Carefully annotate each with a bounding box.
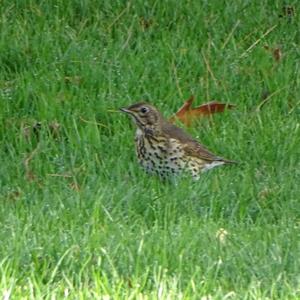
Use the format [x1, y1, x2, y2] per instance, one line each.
[255, 86, 287, 112]
[79, 116, 108, 128]
[222, 20, 241, 49]
[240, 25, 277, 58]
[23, 145, 40, 181]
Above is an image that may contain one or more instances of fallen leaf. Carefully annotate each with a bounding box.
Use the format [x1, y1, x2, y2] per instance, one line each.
[273, 48, 282, 62]
[169, 95, 195, 125]
[169, 95, 235, 126]
[264, 45, 282, 62]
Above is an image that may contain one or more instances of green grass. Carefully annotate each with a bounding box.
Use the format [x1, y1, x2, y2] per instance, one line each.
[1, 0, 300, 299]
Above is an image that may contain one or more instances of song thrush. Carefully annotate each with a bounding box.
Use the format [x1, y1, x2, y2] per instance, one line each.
[120, 102, 236, 179]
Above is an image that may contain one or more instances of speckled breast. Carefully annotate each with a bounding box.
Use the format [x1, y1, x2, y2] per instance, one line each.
[134, 130, 192, 179]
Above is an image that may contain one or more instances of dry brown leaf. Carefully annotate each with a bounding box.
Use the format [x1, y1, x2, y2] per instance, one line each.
[273, 48, 282, 62]
[169, 95, 235, 126]
[169, 95, 195, 125]
[264, 45, 282, 62]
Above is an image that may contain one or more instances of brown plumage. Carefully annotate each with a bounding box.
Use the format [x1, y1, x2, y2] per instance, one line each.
[120, 102, 236, 179]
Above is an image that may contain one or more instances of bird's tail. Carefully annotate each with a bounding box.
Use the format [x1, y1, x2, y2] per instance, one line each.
[222, 158, 239, 164]
[216, 157, 239, 164]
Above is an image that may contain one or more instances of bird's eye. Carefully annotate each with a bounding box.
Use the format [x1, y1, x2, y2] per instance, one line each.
[140, 107, 149, 114]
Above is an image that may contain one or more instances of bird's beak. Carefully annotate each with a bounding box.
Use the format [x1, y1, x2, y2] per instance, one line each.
[119, 107, 132, 114]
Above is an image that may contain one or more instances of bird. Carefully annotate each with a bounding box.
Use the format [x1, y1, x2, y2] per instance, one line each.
[120, 102, 237, 180]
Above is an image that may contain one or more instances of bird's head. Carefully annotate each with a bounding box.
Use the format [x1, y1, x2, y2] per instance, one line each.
[120, 102, 163, 134]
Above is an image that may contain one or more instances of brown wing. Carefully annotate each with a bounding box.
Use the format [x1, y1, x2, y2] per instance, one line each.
[162, 121, 235, 163]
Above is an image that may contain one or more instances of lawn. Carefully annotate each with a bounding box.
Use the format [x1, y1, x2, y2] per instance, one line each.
[0, 1, 299, 299]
